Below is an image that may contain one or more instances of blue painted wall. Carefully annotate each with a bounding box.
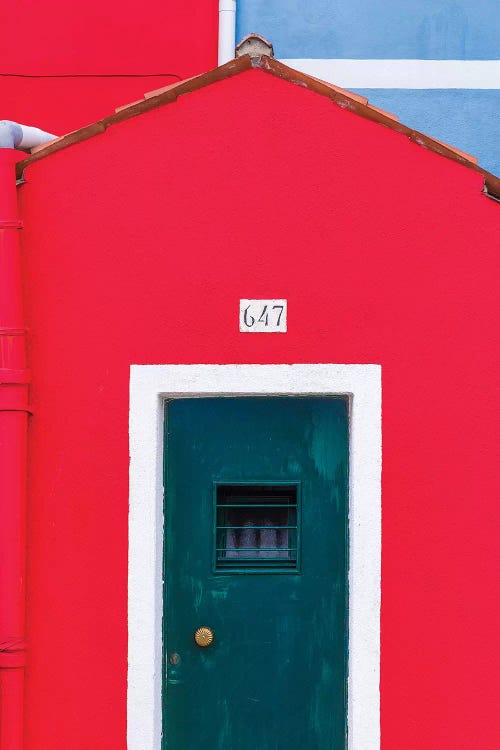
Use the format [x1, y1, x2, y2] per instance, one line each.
[238, 0, 500, 59]
[237, 1, 500, 176]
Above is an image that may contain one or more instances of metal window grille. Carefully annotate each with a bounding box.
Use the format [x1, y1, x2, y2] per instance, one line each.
[214, 483, 300, 573]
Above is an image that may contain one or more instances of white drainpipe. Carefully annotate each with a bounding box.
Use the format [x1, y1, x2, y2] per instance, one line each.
[0, 120, 57, 150]
[218, 0, 237, 65]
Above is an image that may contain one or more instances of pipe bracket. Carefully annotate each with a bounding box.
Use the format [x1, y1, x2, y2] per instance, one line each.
[0, 328, 27, 336]
[0, 219, 23, 229]
[0, 639, 27, 669]
[0, 368, 31, 384]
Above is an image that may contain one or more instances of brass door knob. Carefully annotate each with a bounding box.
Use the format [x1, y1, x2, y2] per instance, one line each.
[194, 626, 214, 647]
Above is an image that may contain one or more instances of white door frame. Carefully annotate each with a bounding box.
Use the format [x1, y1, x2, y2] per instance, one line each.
[128, 364, 382, 750]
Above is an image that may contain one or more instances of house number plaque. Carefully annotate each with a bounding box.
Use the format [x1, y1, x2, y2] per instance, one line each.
[239, 299, 287, 333]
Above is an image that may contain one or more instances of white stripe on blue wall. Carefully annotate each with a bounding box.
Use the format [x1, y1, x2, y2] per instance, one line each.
[280, 59, 500, 89]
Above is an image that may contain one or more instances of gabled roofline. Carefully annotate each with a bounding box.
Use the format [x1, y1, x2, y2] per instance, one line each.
[16, 55, 500, 199]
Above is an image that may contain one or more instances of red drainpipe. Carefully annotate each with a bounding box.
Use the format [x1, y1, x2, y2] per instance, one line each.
[0, 149, 30, 750]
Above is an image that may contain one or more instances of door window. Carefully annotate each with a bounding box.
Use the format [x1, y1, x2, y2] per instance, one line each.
[214, 483, 300, 572]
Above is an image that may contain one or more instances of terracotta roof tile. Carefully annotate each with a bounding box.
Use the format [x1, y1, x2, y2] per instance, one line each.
[17, 54, 499, 199]
[30, 136, 61, 154]
[115, 99, 144, 113]
[144, 74, 199, 99]
[300, 74, 368, 105]
[426, 137, 478, 165]
[30, 122, 107, 155]
[366, 103, 399, 122]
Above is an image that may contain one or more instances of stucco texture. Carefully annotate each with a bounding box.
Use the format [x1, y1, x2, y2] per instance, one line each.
[18, 68, 500, 749]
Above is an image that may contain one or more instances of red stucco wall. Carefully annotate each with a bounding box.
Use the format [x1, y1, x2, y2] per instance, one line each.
[18, 69, 500, 748]
[0, 1, 217, 134]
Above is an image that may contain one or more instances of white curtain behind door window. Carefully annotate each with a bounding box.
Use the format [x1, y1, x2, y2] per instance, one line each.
[225, 516, 289, 559]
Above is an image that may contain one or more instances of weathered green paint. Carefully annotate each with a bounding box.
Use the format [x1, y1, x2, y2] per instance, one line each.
[163, 397, 349, 750]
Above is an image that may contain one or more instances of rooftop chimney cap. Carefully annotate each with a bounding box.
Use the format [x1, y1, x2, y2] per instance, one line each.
[235, 33, 274, 58]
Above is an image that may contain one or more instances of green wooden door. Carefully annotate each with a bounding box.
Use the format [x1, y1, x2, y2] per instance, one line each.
[163, 397, 348, 750]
